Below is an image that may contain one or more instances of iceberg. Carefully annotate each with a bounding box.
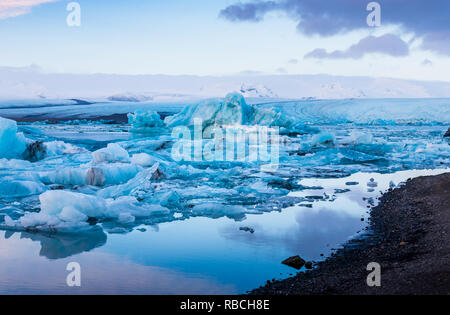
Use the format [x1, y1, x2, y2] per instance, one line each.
[0, 117, 27, 159]
[127, 110, 166, 134]
[40, 190, 107, 217]
[164, 93, 301, 133]
[165, 93, 253, 128]
[39, 163, 142, 186]
[3, 189, 171, 232]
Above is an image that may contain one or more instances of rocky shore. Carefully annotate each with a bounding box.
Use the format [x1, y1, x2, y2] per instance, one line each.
[251, 173, 450, 295]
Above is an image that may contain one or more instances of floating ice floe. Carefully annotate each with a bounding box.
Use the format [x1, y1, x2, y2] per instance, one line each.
[3, 188, 170, 232]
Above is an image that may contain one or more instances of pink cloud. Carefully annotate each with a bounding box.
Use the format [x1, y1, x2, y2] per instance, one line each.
[0, 0, 58, 19]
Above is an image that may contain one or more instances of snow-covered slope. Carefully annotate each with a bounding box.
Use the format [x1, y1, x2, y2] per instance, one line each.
[239, 84, 278, 98]
[1, 66, 450, 101]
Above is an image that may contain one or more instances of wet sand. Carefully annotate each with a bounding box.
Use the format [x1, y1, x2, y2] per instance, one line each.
[251, 173, 450, 295]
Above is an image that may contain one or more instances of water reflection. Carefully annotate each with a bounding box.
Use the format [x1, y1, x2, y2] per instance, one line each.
[0, 231, 235, 294]
[219, 197, 366, 262]
[9, 228, 108, 260]
[0, 169, 448, 294]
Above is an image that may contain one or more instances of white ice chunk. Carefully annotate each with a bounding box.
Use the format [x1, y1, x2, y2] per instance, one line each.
[92, 143, 130, 163]
[106, 196, 170, 218]
[130, 153, 156, 167]
[58, 206, 88, 222]
[39, 190, 107, 217]
[45, 141, 87, 156]
[342, 131, 374, 145]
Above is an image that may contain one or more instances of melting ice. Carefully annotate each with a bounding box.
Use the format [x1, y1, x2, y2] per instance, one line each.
[0, 94, 449, 235]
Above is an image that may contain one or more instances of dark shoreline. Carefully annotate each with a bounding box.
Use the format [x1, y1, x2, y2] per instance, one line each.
[251, 173, 450, 295]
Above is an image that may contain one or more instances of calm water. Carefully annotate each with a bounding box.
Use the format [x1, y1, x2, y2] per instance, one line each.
[1, 168, 447, 294]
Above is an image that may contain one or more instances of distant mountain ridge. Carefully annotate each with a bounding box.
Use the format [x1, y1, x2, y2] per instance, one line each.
[1, 66, 450, 101]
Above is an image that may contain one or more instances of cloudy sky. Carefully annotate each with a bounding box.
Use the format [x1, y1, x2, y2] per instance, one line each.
[0, 0, 449, 81]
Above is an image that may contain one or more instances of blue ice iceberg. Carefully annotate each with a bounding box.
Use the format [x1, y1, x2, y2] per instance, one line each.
[128, 93, 309, 135]
[0, 117, 27, 159]
[127, 110, 166, 134]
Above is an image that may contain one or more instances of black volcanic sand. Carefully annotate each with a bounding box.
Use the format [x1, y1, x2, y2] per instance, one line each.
[251, 173, 450, 295]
